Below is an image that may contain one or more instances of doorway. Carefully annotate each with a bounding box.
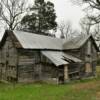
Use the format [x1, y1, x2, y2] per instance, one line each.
[58, 66, 64, 84]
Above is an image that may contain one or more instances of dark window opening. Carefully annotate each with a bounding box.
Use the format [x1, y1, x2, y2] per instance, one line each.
[7, 76, 17, 82]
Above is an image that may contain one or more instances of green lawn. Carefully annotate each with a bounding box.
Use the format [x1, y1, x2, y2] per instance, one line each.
[0, 67, 100, 100]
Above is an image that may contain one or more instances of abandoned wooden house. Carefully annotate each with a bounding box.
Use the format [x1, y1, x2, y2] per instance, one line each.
[0, 30, 99, 84]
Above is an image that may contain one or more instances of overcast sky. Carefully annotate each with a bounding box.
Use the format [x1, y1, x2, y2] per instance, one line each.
[46, 0, 85, 30]
[0, 0, 85, 39]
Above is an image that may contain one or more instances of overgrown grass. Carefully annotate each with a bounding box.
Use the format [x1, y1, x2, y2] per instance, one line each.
[0, 67, 100, 100]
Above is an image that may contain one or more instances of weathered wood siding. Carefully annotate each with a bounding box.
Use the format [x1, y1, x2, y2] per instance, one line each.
[0, 33, 98, 83]
[81, 39, 97, 76]
[0, 36, 18, 82]
[17, 50, 58, 83]
[17, 49, 40, 82]
[64, 38, 97, 78]
[64, 39, 97, 62]
[40, 54, 58, 83]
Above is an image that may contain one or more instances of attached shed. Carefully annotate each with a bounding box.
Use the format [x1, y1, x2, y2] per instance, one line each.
[63, 34, 99, 78]
[0, 30, 99, 84]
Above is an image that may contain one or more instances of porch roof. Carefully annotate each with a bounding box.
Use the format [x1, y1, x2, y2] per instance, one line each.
[41, 51, 82, 66]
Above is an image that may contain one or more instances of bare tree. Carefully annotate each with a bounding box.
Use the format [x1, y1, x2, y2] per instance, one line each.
[92, 24, 100, 41]
[0, 0, 28, 30]
[80, 16, 92, 35]
[58, 21, 73, 39]
[71, 0, 100, 25]
[58, 21, 80, 39]
[71, 0, 100, 43]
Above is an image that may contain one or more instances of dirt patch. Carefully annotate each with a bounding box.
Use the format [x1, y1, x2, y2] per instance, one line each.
[72, 81, 100, 91]
[96, 92, 100, 100]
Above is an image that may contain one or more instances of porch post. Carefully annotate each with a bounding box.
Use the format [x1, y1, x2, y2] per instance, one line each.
[64, 65, 69, 83]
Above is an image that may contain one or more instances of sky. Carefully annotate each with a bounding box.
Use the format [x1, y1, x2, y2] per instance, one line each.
[0, 0, 85, 39]
[46, 0, 85, 30]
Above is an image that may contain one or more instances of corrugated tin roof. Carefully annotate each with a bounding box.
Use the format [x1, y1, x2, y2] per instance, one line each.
[41, 51, 68, 66]
[0, 30, 97, 51]
[63, 53, 82, 62]
[41, 51, 82, 66]
[13, 31, 96, 50]
[63, 35, 91, 49]
[13, 30, 64, 50]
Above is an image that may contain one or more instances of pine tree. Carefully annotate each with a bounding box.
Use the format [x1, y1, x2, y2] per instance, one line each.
[21, 0, 57, 35]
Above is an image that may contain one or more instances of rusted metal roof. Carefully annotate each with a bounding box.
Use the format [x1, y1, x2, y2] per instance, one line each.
[41, 51, 82, 66]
